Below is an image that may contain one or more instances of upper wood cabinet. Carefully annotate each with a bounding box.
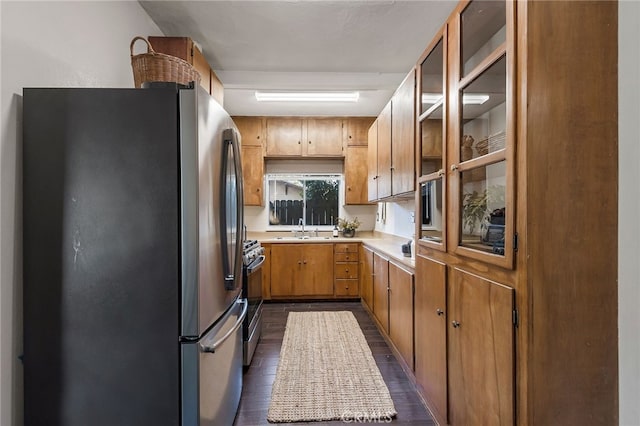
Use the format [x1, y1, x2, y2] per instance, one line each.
[345, 146, 370, 205]
[234, 116, 264, 147]
[241, 146, 264, 206]
[368, 70, 416, 202]
[391, 69, 416, 196]
[371, 101, 392, 200]
[265, 117, 343, 158]
[345, 117, 375, 146]
[266, 117, 304, 156]
[147, 36, 224, 106]
[234, 116, 265, 206]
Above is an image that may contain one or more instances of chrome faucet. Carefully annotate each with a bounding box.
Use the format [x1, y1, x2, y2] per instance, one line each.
[298, 218, 305, 235]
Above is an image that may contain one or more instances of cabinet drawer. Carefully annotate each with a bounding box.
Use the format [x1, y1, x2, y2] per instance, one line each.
[335, 279, 359, 296]
[334, 252, 358, 262]
[335, 263, 358, 279]
[335, 243, 358, 253]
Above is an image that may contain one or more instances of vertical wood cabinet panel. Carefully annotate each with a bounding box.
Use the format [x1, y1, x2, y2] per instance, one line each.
[241, 146, 264, 206]
[414, 255, 447, 424]
[388, 262, 414, 371]
[391, 69, 416, 196]
[360, 246, 374, 311]
[367, 119, 378, 202]
[372, 252, 389, 334]
[345, 145, 370, 205]
[376, 102, 393, 199]
[261, 244, 271, 300]
[448, 268, 514, 426]
[270, 244, 299, 297]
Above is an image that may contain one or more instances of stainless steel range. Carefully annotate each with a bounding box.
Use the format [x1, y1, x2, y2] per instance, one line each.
[242, 239, 265, 366]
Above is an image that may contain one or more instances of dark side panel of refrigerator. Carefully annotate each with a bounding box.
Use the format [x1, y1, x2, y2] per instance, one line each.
[22, 85, 245, 426]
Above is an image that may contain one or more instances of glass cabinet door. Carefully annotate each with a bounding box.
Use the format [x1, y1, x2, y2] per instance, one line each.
[450, 0, 514, 269]
[417, 30, 447, 251]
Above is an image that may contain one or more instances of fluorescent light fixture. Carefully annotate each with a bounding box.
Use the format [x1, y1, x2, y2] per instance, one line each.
[422, 93, 490, 105]
[255, 91, 360, 102]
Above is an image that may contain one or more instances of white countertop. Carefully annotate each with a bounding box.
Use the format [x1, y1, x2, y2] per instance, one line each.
[250, 231, 415, 270]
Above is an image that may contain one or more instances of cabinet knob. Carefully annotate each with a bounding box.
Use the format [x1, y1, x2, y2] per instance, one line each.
[345, 256, 350, 260]
[436, 308, 444, 316]
[437, 169, 444, 177]
[298, 261, 302, 265]
[450, 164, 459, 171]
[308, 141, 312, 144]
[257, 135, 260, 139]
[256, 188, 260, 192]
[345, 269, 349, 273]
[298, 141, 301, 144]
[452, 320, 460, 328]
[303, 260, 307, 264]
[347, 187, 352, 191]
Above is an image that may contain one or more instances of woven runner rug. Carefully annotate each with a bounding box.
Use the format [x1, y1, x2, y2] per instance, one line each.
[267, 311, 397, 423]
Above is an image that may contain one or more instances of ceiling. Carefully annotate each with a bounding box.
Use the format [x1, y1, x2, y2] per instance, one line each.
[139, 0, 457, 117]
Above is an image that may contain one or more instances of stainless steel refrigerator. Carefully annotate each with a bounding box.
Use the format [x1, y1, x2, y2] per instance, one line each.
[22, 83, 246, 426]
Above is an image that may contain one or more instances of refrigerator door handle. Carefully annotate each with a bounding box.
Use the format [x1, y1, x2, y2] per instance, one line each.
[220, 128, 244, 290]
[200, 299, 248, 353]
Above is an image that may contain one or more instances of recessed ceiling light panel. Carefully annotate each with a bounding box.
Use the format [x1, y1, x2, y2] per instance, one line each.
[255, 91, 360, 102]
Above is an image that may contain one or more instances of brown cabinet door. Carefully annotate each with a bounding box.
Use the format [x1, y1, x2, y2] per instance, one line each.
[367, 120, 378, 202]
[269, 244, 301, 297]
[377, 101, 392, 199]
[334, 243, 358, 253]
[266, 118, 303, 156]
[345, 146, 370, 205]
[241, 146, 264, 206]
[305, 118, 343, 156]
[147, 37, 211, 96]
[388, 262, 414, 370]
[360, 246, 374, 311]
[346, 117, 375, 146]
[234, 117, 264, 147]
[299, 244, 334, 296]
[261, 245, 271, 300]
[191, 44, 212, 95]
[391, 69, 416, 196]
[372, 253, 389, 334]
[448, 268, 514, 426]
[414, 255, 447, 424]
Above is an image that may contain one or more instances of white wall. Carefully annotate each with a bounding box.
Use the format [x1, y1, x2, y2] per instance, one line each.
[618, 1, 640, 425]
[0, 2, 163, 424]
[374, 200, 416, 240]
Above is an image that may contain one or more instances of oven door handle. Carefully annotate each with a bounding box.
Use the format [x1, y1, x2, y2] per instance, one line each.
[247, 255, 266, 274]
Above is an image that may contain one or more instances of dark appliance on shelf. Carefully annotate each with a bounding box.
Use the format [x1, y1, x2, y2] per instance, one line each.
[22, 83, 246, 426]
[242, 239, 265, 366]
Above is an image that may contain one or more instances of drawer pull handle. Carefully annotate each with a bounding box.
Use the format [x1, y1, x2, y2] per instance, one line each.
[436, 309, 444, 316]
[452, 320, 461, 328]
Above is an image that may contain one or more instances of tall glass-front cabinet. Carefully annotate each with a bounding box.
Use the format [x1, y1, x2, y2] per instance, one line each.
[414, 1, 618, 425]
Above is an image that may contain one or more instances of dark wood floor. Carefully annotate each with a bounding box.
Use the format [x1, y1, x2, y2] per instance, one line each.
[233, 301, 436, 425]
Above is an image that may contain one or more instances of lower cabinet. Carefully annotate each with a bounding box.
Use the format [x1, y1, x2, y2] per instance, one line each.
[448, 268, 515, 426]
[414, 255, 447, 424]
[388, 262, 414, 370]
[270, 244, 334, 297]
[372, 252, 390, 334]
[360, 246, 374, 311]
[334, 243, 359, 297]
